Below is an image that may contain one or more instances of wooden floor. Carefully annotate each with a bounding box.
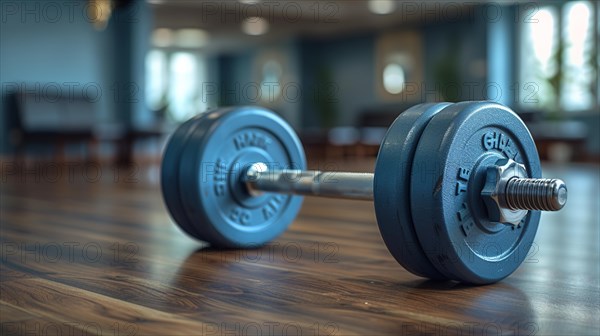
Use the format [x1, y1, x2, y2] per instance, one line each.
[1, 159, 598, 336]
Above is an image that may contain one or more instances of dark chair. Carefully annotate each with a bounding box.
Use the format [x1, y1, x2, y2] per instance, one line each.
[6, 89, 98, 162]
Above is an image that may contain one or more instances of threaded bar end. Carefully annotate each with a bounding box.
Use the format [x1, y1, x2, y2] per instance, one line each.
[504, 178, 567, 211]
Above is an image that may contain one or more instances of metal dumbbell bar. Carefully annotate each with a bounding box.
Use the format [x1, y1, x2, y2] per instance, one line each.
[245, 162, 375, 200]
[161, 101, 568, 284]
[244, 162, 566, 215]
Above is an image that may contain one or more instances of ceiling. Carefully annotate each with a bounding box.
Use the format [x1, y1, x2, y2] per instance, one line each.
[147, 0, 501, 54]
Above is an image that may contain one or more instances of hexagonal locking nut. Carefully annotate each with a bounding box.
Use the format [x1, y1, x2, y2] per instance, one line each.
[481, 158, 528, 226]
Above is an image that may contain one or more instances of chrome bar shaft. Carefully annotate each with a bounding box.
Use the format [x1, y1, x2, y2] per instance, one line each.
[244, 163, 374, 200]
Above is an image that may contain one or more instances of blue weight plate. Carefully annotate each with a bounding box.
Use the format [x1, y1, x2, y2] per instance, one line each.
[374, 102, 451, 280]
[411, 101, 541, 284]
[177, 106, 306, 248]
[161, 113, 212, 241]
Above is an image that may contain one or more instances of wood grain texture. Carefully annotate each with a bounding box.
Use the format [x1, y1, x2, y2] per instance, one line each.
[1, 159, 598, 336]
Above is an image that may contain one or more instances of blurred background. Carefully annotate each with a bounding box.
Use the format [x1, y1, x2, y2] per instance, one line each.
[0, 0, 598, 167]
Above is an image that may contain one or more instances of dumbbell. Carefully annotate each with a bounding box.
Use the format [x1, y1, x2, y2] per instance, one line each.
[161, 101, 567, 284]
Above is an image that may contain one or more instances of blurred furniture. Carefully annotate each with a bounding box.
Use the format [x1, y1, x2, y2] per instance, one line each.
[327, 126, 361, 158]
[114, 124, 171, 165]
[5, 89, 169, 165]
[302, 104, 415, 160]
[526, 120, 588, 162]
[299, 128, 328, 159]
[6, 90, 99, 162]
[354, 104, 415, 157]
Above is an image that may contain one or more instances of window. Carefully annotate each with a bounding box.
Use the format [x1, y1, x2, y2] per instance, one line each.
[145, 50, 167, 110]
[168, 52, 199, 121]
[145, 28, 209, 122]
[561, 1, 595, 111]
[519, 1, 598, 113]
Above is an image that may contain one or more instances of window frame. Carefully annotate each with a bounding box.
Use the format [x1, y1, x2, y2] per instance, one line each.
[517, 1, 599, 116]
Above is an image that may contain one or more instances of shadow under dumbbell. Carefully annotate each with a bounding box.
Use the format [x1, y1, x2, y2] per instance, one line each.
[404, 279, 470, 290]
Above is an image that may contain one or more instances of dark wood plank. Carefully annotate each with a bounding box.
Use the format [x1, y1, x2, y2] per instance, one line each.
[1, 160, 598, 335]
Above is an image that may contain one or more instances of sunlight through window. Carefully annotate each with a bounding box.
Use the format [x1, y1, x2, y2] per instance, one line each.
[561, 1, 594, 111]
[145, 50, 167, 110]
[520, 1, 597, 112]
[520, 6, 558, 109]
[169, 53, 198, 121]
